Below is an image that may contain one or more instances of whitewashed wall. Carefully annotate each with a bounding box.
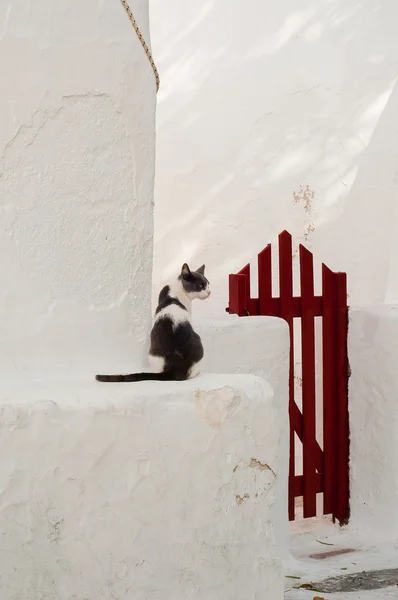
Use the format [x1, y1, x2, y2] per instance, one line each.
[0, 374, 285, 599]
[348, 306, 398, 542]
[150, 0, 398, 316]
[0, 0, 156, 379]
[197, 316, 291, 558]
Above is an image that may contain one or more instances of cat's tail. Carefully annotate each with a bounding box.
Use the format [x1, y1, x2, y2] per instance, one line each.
[95, 371, 175, 382]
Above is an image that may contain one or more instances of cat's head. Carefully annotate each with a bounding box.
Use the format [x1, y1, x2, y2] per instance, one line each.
[179, 264, 211, 300]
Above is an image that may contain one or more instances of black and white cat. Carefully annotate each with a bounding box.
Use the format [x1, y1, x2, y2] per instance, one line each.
[95, 264, 211, 382]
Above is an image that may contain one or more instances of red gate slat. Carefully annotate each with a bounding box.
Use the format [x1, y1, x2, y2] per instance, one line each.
[231, 294, 323, 318]
[292, 402, 323, 473]
[300, 244, 317, 517]
[294, 473, 323, 496]
[278, 230, 296, 521]
[237, 263, 260, 315]
[322, 264, 337, 516]
[258, 244, 276, 316]
[334, 272, 349, 524]
[238, 264, 251, 305]
[228, 274, 246, 317]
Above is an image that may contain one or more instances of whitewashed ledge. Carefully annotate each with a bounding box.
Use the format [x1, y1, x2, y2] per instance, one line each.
[0, 373, 284, 600]
[197, 316, 290, 558]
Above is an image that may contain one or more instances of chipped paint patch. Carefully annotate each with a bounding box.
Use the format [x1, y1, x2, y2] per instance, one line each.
[249, 457, 276, 477]
[250, 457, 271, 472]
[195, 386, 241, 428]
[293, 184, 315, 213]
[304, 221, 315, 240]
[236, 493, 250, 505]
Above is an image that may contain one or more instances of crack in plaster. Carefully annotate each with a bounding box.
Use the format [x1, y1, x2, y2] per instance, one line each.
[291, 84, 325, 96]
[253, 111, 282, 125]
[40, 291, 131, 322]
[0, 92, 111, 169]
[249, 457, 276, 477]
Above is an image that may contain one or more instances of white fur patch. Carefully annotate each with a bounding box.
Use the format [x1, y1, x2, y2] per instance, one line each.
[198, 288, 211, 300]
[148, 355, 165, 373]
[155, 303, 190, 328]
[188, 360, 202, 379]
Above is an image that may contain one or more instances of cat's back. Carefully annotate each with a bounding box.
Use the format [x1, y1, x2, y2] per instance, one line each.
[173, 319, 204, 362]
[150, 316, 203, 364]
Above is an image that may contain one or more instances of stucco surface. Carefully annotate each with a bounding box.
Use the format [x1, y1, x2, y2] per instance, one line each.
[0, 0, 156, 377]
[348, 306, 398, 542]
[150, 0, 398, 316]
[0, 374, 284, 599]
[196, 315, 290, 556]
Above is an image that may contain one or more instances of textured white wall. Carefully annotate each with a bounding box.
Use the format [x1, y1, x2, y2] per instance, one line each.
[0, 0, 156, 378]
[150, 0, 398, 316]
[196, 316, 290, 558]
[348, 306, 398, 541]
[0, 374, 285, 599]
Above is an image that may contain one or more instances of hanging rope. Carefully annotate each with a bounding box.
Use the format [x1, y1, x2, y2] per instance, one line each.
[119, 0, 160, 93]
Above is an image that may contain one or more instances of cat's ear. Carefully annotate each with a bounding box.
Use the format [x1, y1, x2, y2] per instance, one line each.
[196, 264, 205, 275]
[181, 263, 191, 278]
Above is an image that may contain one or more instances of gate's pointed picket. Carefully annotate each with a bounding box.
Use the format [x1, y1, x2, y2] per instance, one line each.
[258, 244, 273, 316]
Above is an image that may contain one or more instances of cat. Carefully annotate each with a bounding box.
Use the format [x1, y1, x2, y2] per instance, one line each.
[95, 263, 211, 382]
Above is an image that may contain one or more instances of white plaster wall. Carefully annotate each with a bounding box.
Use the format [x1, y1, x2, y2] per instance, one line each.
[0, 0, 156, 378]
[0, 374, 284, 599]
[196, 315, 290, 557]
[150, 0, 398, 316]
[348, 306, 398, 541]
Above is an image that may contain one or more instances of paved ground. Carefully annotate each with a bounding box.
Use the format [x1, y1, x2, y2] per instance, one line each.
[285, 587, 398, 599]
[285, 518, 398, 599]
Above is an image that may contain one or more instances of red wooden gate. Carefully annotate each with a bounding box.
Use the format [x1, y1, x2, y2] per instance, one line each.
[227, 231, 349, 524]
